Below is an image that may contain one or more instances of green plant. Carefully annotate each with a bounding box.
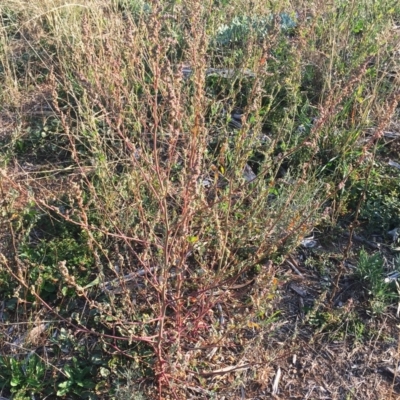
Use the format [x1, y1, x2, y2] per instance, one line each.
[12, 118, 70, 163]
[0, 354, 48, 399]
[16, 203, 95, 302]
[353, 167, 400, 233]
[356, 249, 398, 315]
[112, 367, 149, 400]
[57, 357, 96, 398]
[213, 13, 297, 46]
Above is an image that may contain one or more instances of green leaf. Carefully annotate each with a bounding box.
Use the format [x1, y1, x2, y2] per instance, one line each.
[63, 365, 73, 379]
[57, 380, 73, 396]
[81, 379, 96, 389]
[43, 282, 56, 293]
[10, 375, 21, 386]
[187, 235, 198, 244]
[99, 367, 110, 377]
[89, 353, 104, 365]
[83, 276, 100, 289]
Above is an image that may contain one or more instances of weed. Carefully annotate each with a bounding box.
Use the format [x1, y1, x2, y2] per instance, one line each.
[1, 0, 400, 398]
[0, 353, 49, 400]
[356, 249, 399, 315]
[57, 357, 96, 398]
[350, 166, 400, 234]
[112, 367, 149, 400]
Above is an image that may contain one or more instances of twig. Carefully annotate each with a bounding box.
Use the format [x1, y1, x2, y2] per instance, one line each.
[272, 366, 282, 394]
[286, 257, 304, 278]
[190, 363, 251, 377]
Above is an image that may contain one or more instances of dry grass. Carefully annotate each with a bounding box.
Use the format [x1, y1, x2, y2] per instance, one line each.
[1, 0, 400, 399]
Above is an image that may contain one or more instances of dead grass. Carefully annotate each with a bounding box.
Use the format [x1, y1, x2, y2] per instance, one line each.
[1, 0, 400, 399]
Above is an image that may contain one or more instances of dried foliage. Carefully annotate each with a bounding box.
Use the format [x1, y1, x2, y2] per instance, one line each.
[1, 0, 400, 398]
